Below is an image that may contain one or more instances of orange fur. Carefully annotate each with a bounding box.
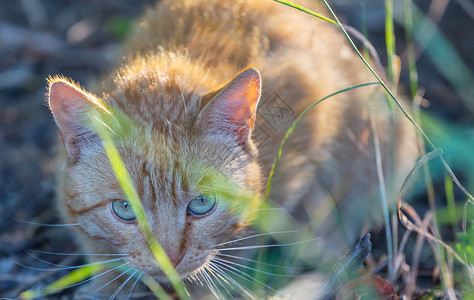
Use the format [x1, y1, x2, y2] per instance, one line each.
[48, 0, 418, 295]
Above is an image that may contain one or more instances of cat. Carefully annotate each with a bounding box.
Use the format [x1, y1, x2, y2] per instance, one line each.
[47, 0, 418, 297]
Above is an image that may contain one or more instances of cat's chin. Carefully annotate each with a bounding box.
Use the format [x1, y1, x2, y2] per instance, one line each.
[136, 257, 208, 282]
[149, 269, 198, 284]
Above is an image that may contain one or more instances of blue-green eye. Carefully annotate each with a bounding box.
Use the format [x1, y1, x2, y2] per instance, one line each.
[187, 194, 216, 216]
[112, 200, 136, 221]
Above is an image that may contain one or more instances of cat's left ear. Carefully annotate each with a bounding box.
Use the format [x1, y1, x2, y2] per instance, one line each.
[48, 79, 105, 158]
[197, 68, 261, 144]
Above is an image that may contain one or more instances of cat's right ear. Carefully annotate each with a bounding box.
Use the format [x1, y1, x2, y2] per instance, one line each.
[196, 68, 261, 145]
[48, 79, 103, 158]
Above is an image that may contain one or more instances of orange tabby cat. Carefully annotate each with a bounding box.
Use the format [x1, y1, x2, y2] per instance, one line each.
[48, 0, 418, 296]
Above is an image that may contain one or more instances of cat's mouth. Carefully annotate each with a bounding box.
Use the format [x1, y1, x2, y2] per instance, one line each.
[147, 267, 197, 284]
[126, 253, 210, 282]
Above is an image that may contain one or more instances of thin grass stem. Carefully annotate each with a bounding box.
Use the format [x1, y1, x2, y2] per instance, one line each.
[265, 82, 379, 198]
[369, 100, 394, 280]
[271, 0, 337, 24]
[91, 110, 189, 299]
[321, 0, 436, 150]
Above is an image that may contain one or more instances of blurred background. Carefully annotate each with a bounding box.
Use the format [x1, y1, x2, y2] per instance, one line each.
[1, 0, 472, 298]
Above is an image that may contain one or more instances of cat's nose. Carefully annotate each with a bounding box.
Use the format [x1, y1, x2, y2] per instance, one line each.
[168, 253, 183, 267]
[161, 243, 183, 267]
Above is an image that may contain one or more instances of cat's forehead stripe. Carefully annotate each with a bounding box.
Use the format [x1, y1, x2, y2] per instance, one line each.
[133, 155, 186, 207]
[107, 52, 221, 130]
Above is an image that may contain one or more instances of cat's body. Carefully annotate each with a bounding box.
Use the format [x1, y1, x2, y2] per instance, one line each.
[48, 0, 418, 297]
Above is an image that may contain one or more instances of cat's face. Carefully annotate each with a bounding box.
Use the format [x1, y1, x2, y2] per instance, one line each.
[49, 69, 262, 280]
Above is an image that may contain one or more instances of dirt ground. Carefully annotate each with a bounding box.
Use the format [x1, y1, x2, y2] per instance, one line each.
[1, 0, 472, 299]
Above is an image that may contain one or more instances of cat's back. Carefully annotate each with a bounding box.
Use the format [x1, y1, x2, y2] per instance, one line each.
[124, 0, 355, 77]
[126, 0, 326, 58]
[115, 0, 370, 162]
[112, 0, 409, 187]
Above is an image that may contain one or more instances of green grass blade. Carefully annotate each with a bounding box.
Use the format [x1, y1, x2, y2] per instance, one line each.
[20, 264, 103, 299]
[361, 3, 369, 62]
[397, 1, 474, 113]
[272, 0, 337, 25]
[141, 273, 174, 300]
[403, 0, 419, 98]
[444, 171, 458, 233]
[265, 82, 379, 198]
[384, 0, 397, 282]
[91, 110, 190, 300]
[385, 0, 396, 89]
[320, 0, 436, 151]
[368, 97, 394, 281]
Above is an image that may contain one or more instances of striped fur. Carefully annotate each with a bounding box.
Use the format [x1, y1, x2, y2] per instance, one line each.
[48, 0, 418, 294]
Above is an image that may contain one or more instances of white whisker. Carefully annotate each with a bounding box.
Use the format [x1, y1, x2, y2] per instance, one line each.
[27, 249, 127, 256]
[13, 257, 126, 272]
[215, 237, 320, 251]
[202, 267, 223, 299]
[182, 281, 191, 297]
[48, 262, 131, 291]
[216, 253, 304, 271]
[188, 274, 197, 285]
[109, 269, 138, 300]
[207, 264, 231, 288]
[213, 260, 275, 292]
[211, 229, 305, 248]
[23, 250, 126, 270]
[196, 272, 206, 287]
[15, 219, 80, 227]
[209, 263, 256, 300]
[213, 257, 308, 278]
[24, 250, 76, 268]
[206, 264, 234, 297]
[200, 268, 221, 299]
[191, 273, 204, 286]
[94, 265, 135, 292]
[126, 271, 143, 300]
[207, 267, 226, 299]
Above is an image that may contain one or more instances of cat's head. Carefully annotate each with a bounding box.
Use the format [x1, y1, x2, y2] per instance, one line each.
[48, 68, 262, 280]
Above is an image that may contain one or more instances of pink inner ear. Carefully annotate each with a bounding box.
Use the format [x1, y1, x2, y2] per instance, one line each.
[49, 82, 91, 128]
[208, 68, 261, 137]
[49, 80, 97, 157]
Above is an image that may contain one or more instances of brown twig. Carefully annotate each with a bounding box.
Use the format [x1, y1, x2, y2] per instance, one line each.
[406, 212, 432, 299]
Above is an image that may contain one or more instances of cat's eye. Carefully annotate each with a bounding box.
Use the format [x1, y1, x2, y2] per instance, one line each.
[112, 200, 136, 221]
[187, 194, 216, 216]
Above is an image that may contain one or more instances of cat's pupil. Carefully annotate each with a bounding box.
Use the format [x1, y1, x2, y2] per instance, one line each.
[112, 199, 136, 221]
